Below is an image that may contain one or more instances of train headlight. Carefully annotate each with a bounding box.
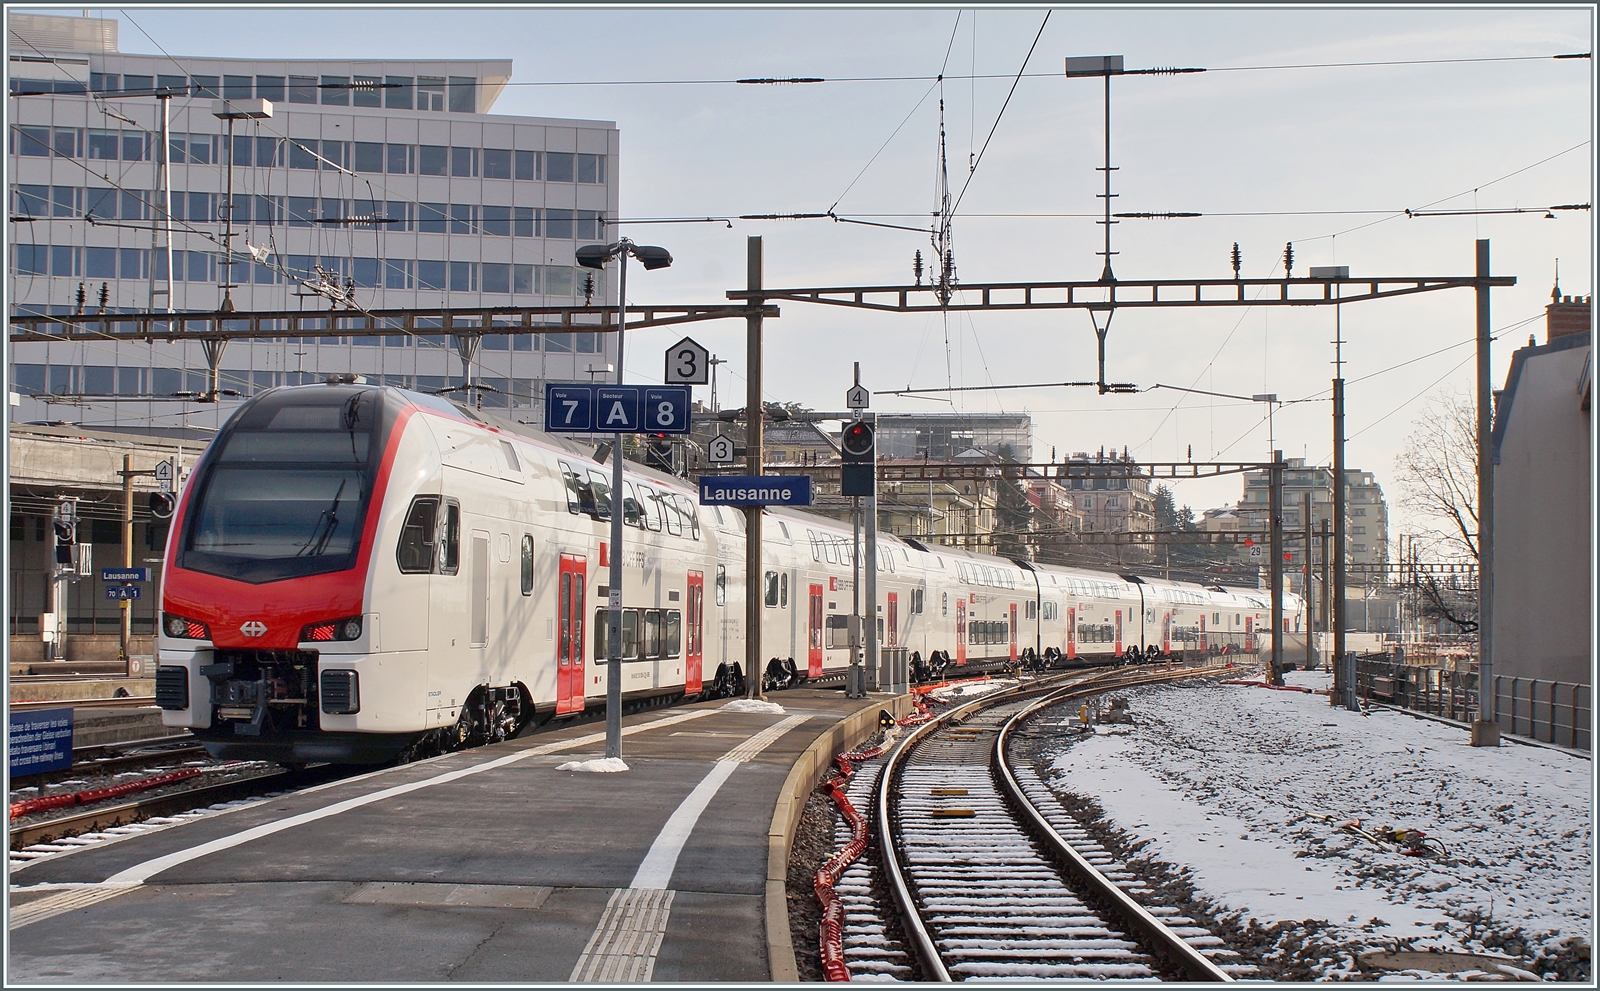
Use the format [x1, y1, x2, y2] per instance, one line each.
[302, 616, 362, 643]
[163, 613, 210, 640]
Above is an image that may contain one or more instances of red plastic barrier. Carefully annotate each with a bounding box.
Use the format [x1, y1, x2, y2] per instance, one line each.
[1219, 679, 1314, 694]
[9, 766, 208, 820]
[814, 696, 938, 981]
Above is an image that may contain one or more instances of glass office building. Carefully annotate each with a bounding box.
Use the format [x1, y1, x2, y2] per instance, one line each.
[7, 12, 620, 431]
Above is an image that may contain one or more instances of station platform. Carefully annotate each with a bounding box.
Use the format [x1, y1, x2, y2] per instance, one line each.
[7, 687, 908, 982]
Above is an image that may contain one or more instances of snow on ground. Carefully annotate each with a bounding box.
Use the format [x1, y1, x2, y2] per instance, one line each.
[1044, 668, 1592, 978]
[555, 757, 629, 773]
[927, 678, 1015, 703]
[720, 698, 787, 714]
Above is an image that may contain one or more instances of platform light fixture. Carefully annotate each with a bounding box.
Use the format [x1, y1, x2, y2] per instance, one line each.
[576, 238, 674, 760]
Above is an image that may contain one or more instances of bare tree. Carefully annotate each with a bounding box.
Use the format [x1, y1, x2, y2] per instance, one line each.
[1393, 388, 1479, 561]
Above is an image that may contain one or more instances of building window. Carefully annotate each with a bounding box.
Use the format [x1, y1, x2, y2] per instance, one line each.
[450, 146, 477, 177]
[352, 75, 381, 108]
[190, 75, 220, 98]
[417, 76, 446, 111]
[419, 144, 448, 176]
[289, 75, 318, 104]
[417, 260, 446, 290]
[483, 148, 512, 179]
[319, 75, 349, 105]
[449, 203, 476, 234]
[352, 141, 383, 173]
[385, 75, 413, 109]
[482, 205, 510, 236]
[418, 203, 447, 233]
[448, 76, 476, 113]
[513, 264, 538, 294]
[386, 143, 413, 174]
[223, 74, 252, 99]
[545, 208, 573, 239]
[545, 152, 575, 183]
[255, 75, 285, 102]
[515, 150, 538, 180]
[482, 263, 510, 294]
[449, 261, 477, 292]
[578, 153, 606, 184]
[513, 206, 537, 237]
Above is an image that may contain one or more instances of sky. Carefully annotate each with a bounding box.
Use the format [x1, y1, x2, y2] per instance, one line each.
[45, 5, 1600, 529]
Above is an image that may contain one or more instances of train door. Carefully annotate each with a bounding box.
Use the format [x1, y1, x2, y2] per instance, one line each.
[1114, 609, 1123, 657]
[1067, 607, 1077, 661]
[807, 584, 824, 677]
[1008, 604, 1018, 661]
[1245, 616, 1254, 653]
[955, 598, 967, 666]
[1199, 613, 1207, 654]
[887, 593, 899, 647]
[686, 571, 704, 694]
[557, 554, 586, 714]
[1162, 610, 1172, 655]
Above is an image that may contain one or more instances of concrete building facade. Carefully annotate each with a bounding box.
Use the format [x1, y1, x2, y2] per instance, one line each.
[7, 11, 620, 432]
[1234, 458, 1390, 591]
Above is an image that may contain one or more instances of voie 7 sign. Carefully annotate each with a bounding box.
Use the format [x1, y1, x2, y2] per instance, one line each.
[543, 383, 691, 435]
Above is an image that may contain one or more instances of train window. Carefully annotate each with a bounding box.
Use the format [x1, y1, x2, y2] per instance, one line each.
[558, 461, 582, 514]
[620, 482, 642, 528]
[643, 610, 662, 657]
[1235, 614, 1241, 625]
[520, 534, 534, 594]
[809, 531, 821, 562]
[1026, 601, 1036, 620]
[1214, 612, 1221, 625]
[780, 572, 789, 608]
[912, 588, 924, 614]
[715, 565, 726, 605]
[941, 592, 948, 616]
[779, 521, 790, 539]
[825, 614, 849, 649]
[824, 540, 838, 565]
[585, 470, 612, 519]
[660, 491, 683, 536]
[664, 610, 682, 657]
[638, 486, 662, 531]
[680, 496, 700, 539]
[395, 496, 439, 573]
[621, 609, 640, 658]
[764, 571, 779, 607]
[500, 440, 520, 473]
[439, 500, 460, 575]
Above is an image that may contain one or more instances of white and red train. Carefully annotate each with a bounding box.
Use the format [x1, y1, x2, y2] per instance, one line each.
[155, 382, 1303, 764]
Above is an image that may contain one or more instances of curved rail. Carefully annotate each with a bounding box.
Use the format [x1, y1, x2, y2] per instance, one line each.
[9, 696, 158, 711]
[996, 686, 1233, 982]
[876, 662, 1237, 982]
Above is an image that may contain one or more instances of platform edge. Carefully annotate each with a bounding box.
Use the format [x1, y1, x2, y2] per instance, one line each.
[765, 693, 913, 982]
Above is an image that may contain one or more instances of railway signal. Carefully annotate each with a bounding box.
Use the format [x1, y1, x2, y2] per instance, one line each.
[840, 419, 875, 498]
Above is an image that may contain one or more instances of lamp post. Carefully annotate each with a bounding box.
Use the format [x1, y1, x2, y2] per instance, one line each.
[576, 238, 673, 761]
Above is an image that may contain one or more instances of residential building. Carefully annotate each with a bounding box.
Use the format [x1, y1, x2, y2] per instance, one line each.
[7, 11, 619, 432]
[1234, 458, 1390, 590]
[1489, 280, 1589, 741]
[1058, 449, 1155, 536]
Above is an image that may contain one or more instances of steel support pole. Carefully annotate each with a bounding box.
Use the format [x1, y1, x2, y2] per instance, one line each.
[1320, 519, 1331, 671]
[1333, 377, 1347, 698]
[604, 249, 628, 759]
[850, 496, 862, 695]
[744, 236, 766, 699]
[1473, 239, 1499, 745]
[1269, 450, 1284, 684]
[120, 454, 133, 668]
[1304, 492, 1313, 672]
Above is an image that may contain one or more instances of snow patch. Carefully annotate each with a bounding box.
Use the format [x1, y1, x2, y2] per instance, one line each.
[720, 699, 787, 714]
[556, 757, 629, 773]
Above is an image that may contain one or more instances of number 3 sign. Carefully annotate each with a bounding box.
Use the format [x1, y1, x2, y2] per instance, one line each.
[664, 337, 710, 385]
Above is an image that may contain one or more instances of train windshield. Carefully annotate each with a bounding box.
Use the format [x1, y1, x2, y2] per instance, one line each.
[179, 390, 389, 583]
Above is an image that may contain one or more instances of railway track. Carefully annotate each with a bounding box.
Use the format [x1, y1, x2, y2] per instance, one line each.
[855, 665, 1249, 981]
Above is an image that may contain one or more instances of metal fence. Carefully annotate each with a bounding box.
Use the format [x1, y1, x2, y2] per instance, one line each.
[1492, 675, 1591, 752]
[1353, 654, 1591, 752]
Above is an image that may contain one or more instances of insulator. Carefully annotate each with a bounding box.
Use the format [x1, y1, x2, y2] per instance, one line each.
[913, 249, 924, 285]
[98, 282, 110, 309]
[1231, 242, 1242, 279]
[75, 282, 87, 312]
[1283, 242, 1294, 278]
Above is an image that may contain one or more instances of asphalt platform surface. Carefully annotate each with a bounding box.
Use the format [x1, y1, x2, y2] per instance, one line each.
[7, 688, 890, 982]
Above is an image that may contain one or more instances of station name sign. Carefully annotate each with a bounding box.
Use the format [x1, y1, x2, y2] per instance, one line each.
[699, 475, 812, 507]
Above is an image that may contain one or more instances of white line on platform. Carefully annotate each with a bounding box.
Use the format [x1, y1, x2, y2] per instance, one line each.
[569, 713, 810, 982]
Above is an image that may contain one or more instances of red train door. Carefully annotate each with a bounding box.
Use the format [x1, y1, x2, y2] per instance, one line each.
[1245, 616, 1254, 653]
[557, 554, 586, 714]
[686, 571, 704, 694]
[1009, 604, 1018, 661]
[1199, 613, 1207, 654]
[1162, 611, 1172, 654]
[808, 584, 823, 677]
[955, 599, 967, 665]
[1067, 607, 1077, 661]
[887, 593, 899, 647]
[1114, 609, 1123, 656]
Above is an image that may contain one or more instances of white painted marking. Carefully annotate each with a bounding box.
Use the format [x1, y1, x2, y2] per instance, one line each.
[103, 708, 716, 886]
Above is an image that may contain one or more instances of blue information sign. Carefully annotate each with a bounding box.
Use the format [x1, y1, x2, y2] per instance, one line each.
[105, 585, 143, 600]
[699, 475, 813, 506]
[544, 383, 691, 435]
[101, 568, 149, 582]
[9, 707, 74, 776]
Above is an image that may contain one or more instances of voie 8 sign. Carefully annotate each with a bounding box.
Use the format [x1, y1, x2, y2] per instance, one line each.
[544, 383, 691, 435]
